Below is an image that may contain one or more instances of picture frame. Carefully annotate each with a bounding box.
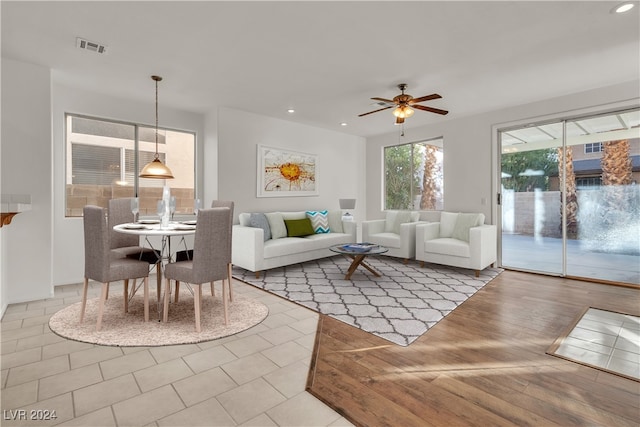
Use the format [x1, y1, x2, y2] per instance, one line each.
[257, 145, 318, 197]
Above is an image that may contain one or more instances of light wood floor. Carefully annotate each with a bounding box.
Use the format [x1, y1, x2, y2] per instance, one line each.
[306, 270, 640, 427]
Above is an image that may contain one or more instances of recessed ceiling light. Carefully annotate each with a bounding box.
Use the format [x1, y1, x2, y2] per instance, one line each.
[612, 2, 634, 13]
[340, 122, 348, 126]
[287, 109, 295, 113]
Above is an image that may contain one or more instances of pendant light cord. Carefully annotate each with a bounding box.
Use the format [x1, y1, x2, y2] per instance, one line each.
[152, 75, 162, 161]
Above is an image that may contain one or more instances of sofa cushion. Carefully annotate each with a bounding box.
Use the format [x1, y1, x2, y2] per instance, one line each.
[249, 213, 271, 241]
[281, 211, 306, 220]
[384, 211, 398, 233]
[424, 237, 470, 258]
[238, 212, 251, 227]
[384, 210, 413, 234]
[263, 233, 350, 259]
[265, 212, 287, 239]
[366, 232, 401, 249]
[264, 237, 307, 259]
[451, 213, 481, 242]
[439, 212, 459, 238]
[284, 218, 315, 237]
[327, 210, 344, 233]
[306, 210, 330, 233]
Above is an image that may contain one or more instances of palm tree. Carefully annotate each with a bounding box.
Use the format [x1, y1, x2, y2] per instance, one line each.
[558, 147, 578, 238]
[420, 145, 439, 210]
[601, 139, 633, 226]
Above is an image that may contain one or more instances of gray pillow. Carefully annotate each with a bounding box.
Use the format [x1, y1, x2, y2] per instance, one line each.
[451, 213, 481, 242]
[265, 212, 287, 239]
[392, 211, 412, 234]
[249, 213, 271, 241]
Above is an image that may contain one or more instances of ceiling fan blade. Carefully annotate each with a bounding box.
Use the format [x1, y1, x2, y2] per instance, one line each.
[358, 106, 393, 117]
[371, 97, 396, 104]
[413, 104, 449, 115]
[409, 94, 442, 104]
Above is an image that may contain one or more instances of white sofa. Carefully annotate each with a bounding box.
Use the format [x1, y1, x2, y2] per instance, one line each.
[361, 210, 441, 262]
[415, 211, 497, 276]
[232, 210, 356, 277]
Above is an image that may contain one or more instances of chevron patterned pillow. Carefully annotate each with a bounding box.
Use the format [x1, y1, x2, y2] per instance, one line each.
[306, 210, 330, 233]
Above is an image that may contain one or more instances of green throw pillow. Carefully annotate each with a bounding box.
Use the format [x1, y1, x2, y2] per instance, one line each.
[284, 218, 315, 237]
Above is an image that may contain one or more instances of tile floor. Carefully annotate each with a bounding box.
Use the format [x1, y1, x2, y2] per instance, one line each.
[1, 277, 353, 426]
[555, 307, 640, 380]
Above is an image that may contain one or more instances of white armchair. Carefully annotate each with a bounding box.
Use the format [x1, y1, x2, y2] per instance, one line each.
[362, 211, 421, 262]
[415, 212, 497, 276]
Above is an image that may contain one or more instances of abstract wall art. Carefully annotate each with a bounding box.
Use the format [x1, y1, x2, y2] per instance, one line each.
[257, 145, 318, 197]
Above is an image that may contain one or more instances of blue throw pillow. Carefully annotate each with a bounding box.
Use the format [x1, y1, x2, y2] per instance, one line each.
[249, 213, 271, 241]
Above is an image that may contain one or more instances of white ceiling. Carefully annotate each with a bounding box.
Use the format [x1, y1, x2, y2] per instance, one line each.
[2, 1, 639, 138]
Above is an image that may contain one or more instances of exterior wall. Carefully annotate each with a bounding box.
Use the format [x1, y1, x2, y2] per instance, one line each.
[502, 191, 561, 237]
[65, 184, 195, 217]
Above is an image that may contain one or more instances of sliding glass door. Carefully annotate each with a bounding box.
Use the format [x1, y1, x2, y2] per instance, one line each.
[499, 109, 640, 285]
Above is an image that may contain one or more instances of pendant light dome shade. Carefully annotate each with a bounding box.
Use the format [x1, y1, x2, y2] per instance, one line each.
[139, 75, 174, 179]
[139, 158, 174, 179]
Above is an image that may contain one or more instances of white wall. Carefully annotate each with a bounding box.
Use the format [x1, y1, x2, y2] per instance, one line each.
[50, 83, 205, 286]
[365, 80, 640, 223]
[1, 58, 53, 306]
[203, 109, 219, 204]
[217, 108, 366, 221]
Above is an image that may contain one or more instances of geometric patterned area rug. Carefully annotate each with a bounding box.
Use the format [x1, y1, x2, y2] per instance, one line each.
[233, 255, 502, 346]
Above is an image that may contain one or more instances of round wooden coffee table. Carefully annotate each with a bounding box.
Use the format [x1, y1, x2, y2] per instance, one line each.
[330, 244, 389, 280]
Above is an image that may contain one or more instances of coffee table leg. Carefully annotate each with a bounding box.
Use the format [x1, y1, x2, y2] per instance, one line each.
[344, 254, 382, 280]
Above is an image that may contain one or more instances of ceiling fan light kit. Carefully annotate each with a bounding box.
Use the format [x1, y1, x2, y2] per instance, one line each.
[359, 83, 448, 124]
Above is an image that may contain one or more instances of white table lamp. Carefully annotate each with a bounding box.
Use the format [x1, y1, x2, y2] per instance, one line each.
[339, 199, 356, 221]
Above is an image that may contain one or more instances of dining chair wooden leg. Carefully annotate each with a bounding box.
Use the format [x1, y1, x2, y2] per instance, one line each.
[210, 281, 215, 297]
[105, 284, 109, 300]
[222, 279, 229, 325]
[163, 278, 171, 323]
[174, 281, 180, 303]
[227, 263, 233, 302]
[79, 277, 89, 323]
[96, 282, 109, 331]
[123, 279, 129, 314]
[156, 264, 162, 301]
[194, 284, 202, 333]
[129, 278, 137, 300]
[143, 276, 150, 322]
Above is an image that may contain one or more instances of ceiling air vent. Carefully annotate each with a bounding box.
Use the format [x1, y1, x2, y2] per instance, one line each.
[76, 37, 107, 54]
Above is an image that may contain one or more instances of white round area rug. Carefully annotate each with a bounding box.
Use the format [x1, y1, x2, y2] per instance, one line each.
[49, 289, 268, 347]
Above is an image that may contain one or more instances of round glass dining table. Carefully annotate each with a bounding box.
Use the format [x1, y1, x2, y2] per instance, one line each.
[113, 220, 196, 320]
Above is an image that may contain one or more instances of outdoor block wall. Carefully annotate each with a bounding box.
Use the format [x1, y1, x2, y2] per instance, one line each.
[65, 184, 195, 217]
[502, 190, 562, 238]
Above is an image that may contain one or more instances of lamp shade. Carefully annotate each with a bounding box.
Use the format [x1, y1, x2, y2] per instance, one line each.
[139, 158, 174, 179]
[339, 199, 356, 210]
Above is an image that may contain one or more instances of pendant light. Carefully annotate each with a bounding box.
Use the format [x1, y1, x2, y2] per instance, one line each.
[139, 75, 174, 179]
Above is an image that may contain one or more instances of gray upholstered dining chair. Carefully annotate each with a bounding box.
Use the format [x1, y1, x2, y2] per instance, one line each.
[108, 198, 162, 297]
[81, 205, 150, 331]
[211, 200, 234, 300]
[163, 207, 231, 332]
[175, 200, 235, 300]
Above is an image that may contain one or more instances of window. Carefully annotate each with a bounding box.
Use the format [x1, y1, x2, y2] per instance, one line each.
[65, 114, 195, 217]
[384, 138, 443, 210]
[576, 176, 602, 189]
[584, 142, 603, 153]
